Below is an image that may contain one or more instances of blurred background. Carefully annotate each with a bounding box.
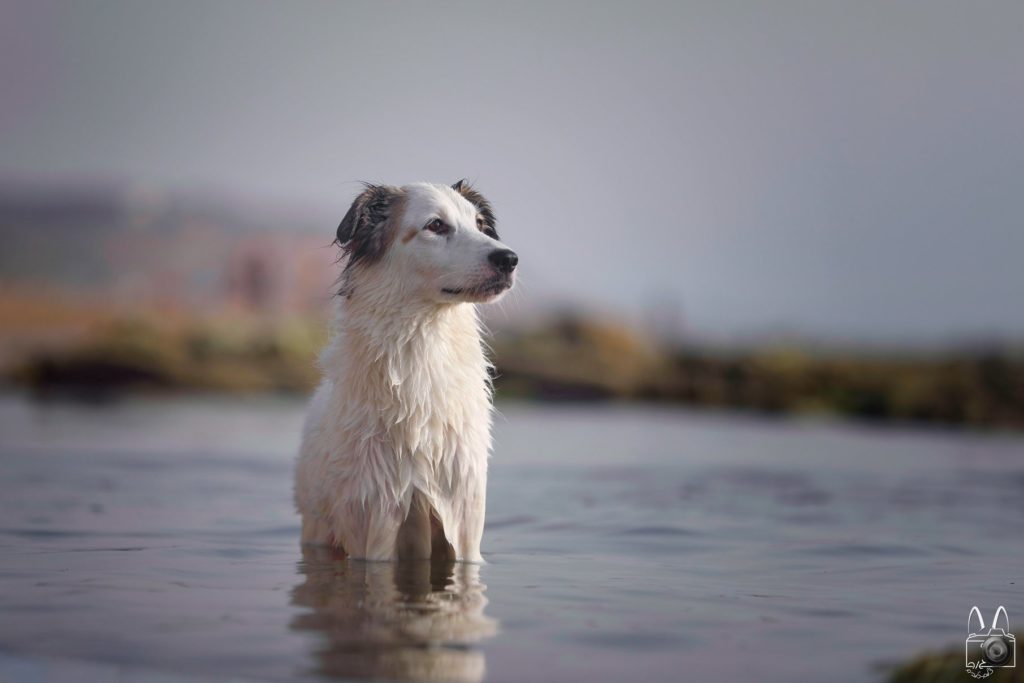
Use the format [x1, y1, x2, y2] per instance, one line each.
[1, 1, 1022, 427]
[2, 1, 1023, 429]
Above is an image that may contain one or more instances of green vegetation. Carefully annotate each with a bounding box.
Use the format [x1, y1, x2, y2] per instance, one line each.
[9, 317, 326, 397]
[493, 316, 1023, 429]
[4, 313, 1022, 429]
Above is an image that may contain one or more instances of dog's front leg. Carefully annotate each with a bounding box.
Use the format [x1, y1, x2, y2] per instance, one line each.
[454, 471, 487, 563]
[331, 498, 405, 561]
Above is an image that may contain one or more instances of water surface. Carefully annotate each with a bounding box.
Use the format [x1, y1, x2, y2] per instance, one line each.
[0, 395, 1021, 682]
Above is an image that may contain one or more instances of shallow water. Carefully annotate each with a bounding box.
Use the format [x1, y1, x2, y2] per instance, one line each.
[0, 394, 1021, 682]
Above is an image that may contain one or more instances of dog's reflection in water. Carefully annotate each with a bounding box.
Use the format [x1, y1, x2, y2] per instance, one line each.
[290, 546, 498, 682]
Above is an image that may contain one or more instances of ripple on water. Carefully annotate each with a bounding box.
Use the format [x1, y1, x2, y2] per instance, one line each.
[615, 525, 704, 538]
[794, 541, 932, 558]
[571, 630, 692, 652]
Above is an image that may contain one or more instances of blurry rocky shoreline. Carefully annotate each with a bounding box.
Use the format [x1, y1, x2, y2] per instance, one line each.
[2, 298, 1020, 430]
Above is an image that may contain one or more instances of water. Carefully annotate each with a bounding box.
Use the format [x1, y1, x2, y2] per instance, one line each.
[0, 394, 1021, 682]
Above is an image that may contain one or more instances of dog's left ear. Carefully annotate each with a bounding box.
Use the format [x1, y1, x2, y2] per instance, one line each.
[336, 184, 402, 266]
[452, 179, 496, 233]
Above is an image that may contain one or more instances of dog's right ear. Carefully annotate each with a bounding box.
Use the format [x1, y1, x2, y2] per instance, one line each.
[336, 184, 402, 266]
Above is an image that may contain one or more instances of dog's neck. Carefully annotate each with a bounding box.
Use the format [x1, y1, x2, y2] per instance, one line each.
[321, 285, 491, 448]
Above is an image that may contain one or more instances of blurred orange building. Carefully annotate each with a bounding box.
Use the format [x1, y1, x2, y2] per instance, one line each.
[0, 184, 338, 319]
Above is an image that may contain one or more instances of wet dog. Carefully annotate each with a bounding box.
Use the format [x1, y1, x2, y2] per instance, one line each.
[294, 181, 517, 561]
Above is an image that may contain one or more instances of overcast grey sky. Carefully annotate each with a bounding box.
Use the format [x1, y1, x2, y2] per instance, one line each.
[2, 1, 1022, 342]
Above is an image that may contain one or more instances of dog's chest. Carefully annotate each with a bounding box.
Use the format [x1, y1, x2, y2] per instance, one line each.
[382, 351, 489, 457]
[324, 306, 492, 488]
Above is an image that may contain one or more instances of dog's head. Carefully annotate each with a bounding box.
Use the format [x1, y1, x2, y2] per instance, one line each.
[335, 180, 517, 304]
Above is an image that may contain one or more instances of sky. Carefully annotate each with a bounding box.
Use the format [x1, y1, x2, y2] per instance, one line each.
[1, 1, 1022, 343]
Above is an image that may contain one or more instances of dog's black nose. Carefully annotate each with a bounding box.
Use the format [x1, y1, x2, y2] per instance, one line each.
[488, 249, 518, 274]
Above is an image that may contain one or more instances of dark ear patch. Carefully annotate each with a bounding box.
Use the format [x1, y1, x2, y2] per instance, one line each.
[335, 184, 402, 267]
[452, 179, 496, 234]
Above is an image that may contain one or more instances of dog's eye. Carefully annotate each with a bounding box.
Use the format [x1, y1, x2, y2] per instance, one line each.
[424, 218, 450, 235]
[477, 216, 499, 240]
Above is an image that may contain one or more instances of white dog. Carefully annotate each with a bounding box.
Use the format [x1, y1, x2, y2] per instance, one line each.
[294, 180, 517, 562]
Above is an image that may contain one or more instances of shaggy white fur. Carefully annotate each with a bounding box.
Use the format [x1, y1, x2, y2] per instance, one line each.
[294, 182, 515, 562]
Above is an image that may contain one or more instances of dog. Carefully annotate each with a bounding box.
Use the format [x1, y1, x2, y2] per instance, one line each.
[294, 180, 517, 562]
